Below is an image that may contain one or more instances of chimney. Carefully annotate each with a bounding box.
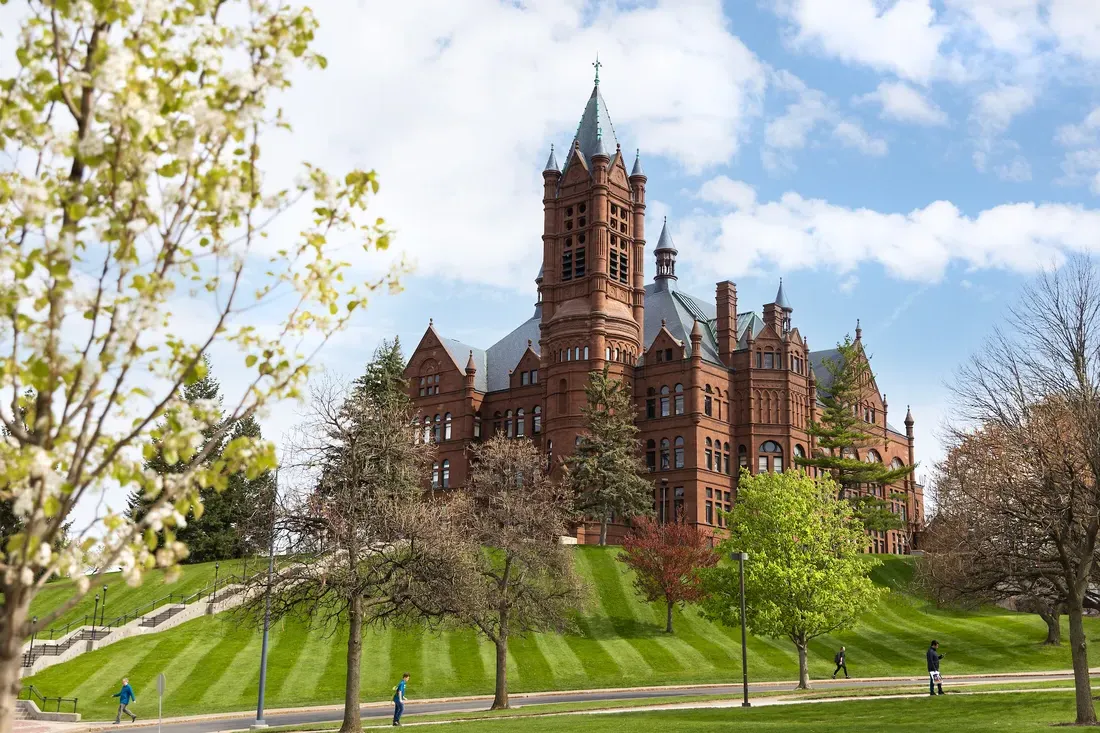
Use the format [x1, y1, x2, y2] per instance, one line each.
[716, 281, 737, 366]
[763, 302, 783, 335]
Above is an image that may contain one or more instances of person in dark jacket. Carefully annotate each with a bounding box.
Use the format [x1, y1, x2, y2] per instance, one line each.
[832, 646, 849, 679]
[392, 672, 410, 726]
[112, 678, 137, 723]
[927, 640, 944, 696]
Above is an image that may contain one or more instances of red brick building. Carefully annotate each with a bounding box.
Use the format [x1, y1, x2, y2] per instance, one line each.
[405, 76, 924, 552]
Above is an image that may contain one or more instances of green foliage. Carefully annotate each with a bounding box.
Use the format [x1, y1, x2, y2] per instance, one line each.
[564, 367, 654, 544]
[794, 337, 913, 532]
[702, 470, 886, 687]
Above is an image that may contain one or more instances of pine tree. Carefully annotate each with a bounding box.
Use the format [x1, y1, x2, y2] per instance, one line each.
[564, 366, 654, 545]
[794, 336, 913, 533]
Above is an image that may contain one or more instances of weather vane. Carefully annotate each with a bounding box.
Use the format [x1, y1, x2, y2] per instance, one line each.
[593, 54, 601, 86]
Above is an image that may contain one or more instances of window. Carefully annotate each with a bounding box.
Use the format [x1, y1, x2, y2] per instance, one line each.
[547, 440, 553, 471]
[706, 500, 713, 525]
[418, 377, 426, 397]
[433, 414, 441, 443]
[758, 455, 768, 473]
[474, 412, 482, 439]
[422, 416, 431, 444]
[739, 444, 748, 471]
[665, 348, 673, 362]
[795, 444, 806, 459]
[444, 413, 452, 440]
[866, 449, 882, 463]
[441, 459, 450, 489]
[763, 352, 774, 369]
[562, 248, 573, 281]
[760, 440, 783, 473]
[493, 411, 502, 435]
[659, 485, 668, 524]
[674, 437, 685, 469]
[533, 406, 541, 434]
[891, 457, 904, 470]
[505, 410, 514, 438]
[431, 462, 439, 489]
[619, 251, 629, 283]
[575, 347, 581, 361]
[516, 408, 526, 437]
[660, 386, 670, 417]
[531, 369, 538, 384]
[575, 246, 586, 277]
[774, 456, 783, 472]
[521, 371, 529, 386]
[576, 435, 582, 447]
[656, 349, 663, 363]
[704, 385, 713, 417]
[583, 346, 589, 360]
[646, 440, 656, 472]
[755, 351, 762, 369]
[674, 487, 685, 522]
[606, 346, 611, 360]
[705, 438, 713, 471]
[723, 442, 731, 474]
[615, 347, 620, 361]
[646, 395, 656, 419]
[674, 384, 685, 415]
[660, 438, 670, 471]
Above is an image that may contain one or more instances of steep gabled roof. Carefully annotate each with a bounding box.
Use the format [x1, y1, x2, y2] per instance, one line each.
[439, 338, 487, 392]
[485, 309, 541, 392]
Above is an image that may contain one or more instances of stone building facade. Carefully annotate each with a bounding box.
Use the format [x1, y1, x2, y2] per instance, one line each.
[404, 76, 925, 552]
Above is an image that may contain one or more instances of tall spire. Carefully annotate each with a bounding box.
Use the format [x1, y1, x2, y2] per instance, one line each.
[543, 144, 559, 173]
[561, 62, 619, 175]
[631, 149, 645, 177]
[654, 217, 678, 284]
[775, 278, 791, 311]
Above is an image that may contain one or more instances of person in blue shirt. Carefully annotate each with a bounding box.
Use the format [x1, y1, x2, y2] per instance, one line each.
[392, 672, 410, 727]
[112, 678, 137, 724]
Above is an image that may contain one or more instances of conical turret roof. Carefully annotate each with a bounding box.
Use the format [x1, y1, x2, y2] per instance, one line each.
[655, 217, 677, 253]
[775, 278, 791, 311]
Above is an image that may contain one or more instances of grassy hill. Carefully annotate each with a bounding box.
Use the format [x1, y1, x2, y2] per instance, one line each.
[24, 548, 1100, 721]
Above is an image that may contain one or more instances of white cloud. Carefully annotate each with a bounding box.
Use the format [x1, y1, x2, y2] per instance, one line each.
[855, 81, 948, 126]
[770, 0, 948, 82]
[968, 83, 1034, 173]
[763, 71, 887, 170]
[683, 176, 1100, 281]
[271, 0, 766, 292]
[1056, 106, 1100, 192]
[995, 156, 1032, 182]
[839, 275, 860, 293]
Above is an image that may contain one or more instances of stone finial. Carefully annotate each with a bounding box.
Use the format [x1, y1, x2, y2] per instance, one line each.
[855, 318, 862, 341]
[905, 405, 914, 426]
[661, 319, 667, 328]
[465, 350, 477, 373]
[691, 319, 703, 341]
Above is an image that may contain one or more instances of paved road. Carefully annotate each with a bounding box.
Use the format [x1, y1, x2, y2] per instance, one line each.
[99, 672, 1084, 733]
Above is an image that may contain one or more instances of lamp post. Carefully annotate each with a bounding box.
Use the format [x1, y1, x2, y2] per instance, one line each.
[730, 551, 750, 708]
[252, 468, 278, 730]
[214, 562, 220, 603]
[26, 616, 37, 668]
[101, 584, 109, 628]
[92, 594, 99, 642]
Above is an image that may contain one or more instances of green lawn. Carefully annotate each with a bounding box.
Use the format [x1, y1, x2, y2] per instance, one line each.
[27, 558, 253, 640]
[412, 692, 1092, 732]
[24, 548, 1100, 721]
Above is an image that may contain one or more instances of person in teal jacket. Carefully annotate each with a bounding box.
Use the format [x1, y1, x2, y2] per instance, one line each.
[392, 673, 409, 726]
[112, 678, 137, 724]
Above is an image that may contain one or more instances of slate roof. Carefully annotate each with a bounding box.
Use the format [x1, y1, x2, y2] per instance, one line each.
[439, 338, 487, 393]
[808, 347, 904, 435]
[560, 85, 620, 179]
[484, 307, 541, 392]
[631, 149, 645, 177]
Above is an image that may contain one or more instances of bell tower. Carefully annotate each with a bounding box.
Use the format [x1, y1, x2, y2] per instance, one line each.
[539, 59, 646, 452]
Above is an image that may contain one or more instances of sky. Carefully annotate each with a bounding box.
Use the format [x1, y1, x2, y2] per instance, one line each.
[25, 0, 1100, 526]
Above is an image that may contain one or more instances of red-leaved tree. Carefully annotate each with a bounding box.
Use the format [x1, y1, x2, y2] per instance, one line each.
[620, 518, 719, 633]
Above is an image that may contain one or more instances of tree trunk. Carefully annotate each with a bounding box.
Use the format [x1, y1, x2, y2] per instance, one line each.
[1038, 609, 1061, 646]
[665, 599, 674, 634]
[339, 595, 363, 733]
[0, 597, 30, 733]
[794, 638, 811, 690]
[599, 516, 608, 546]
[491, 634, 509, 710]
[1067, 602, 1096, 724]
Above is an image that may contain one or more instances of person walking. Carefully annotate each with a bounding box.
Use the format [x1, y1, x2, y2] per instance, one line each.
[831, 646, 849, 679]
[112, 678, 137, 724]
[927, 640, 945, 696]
[392, 672, 410, 727]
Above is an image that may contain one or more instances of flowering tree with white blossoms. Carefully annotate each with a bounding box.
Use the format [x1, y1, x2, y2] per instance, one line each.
[0, 0, 399, 726]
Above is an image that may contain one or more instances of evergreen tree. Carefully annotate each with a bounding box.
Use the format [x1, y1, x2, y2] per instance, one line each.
[794, 336, 913, 533]
[564, 366, 653, 545]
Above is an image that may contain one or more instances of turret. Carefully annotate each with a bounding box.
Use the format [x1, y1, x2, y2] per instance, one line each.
[464, 350, 477, 391]
[690, 319, 703, 366]
[653, 217, 677, 289]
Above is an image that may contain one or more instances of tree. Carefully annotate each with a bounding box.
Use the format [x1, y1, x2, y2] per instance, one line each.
[701, 470, 885, 689]
[0, 0, 398, 727]
[945, 256, 1100, 725]
[619, 517, 718, 633]
[564, 366, 653, 545]
[461, 436, 587, 710]
[794, 337, 913, 533]
[245, 341, 465, 733]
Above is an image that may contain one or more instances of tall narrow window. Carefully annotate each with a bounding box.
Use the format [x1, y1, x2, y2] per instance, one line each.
[520, 371, 529, 386]
[646, 440, 656, 472]
[575, 246, 586, 277]
[423, 416, 431, 444]
[674, 487, 684, 522]
[674, 437, 685, 469]
[706, 500, 713, 525]
[547, 440, 553, 471]
[533, 406, 541, 434]
[575, 347, 581, 361]
[493, 411, 502, 436]
[474, 413, 482, 439]
[441, 460, 450, 489]
[674, 384, 685, 415]
[723, 442, 731, 474]
[755, 351, 762, 369]
[531, 370, 538, 384]
[705, 438, 713, 471]
[562, 249, 573, 281]
[739, 444, 748, 471]
[609, 249, 618, 280]
[433, 414, 441, 443]
[646, 388, 656, 419]
[758, 455, 768, 474]
[583, 346, 589, 360]
[705, 385, 713, 417]
[659, 486, 668, 524]
[619, 251, 629, 283]
[660, 386, 670, 417]
[505, 410, 514, 438]
[516, 408, 526, 437]
[660, 438, 670, 471]
[444, 413, 452, 440]
[431, 463, 440, 489]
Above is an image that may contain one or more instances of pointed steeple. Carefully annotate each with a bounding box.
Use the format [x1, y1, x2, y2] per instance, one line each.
[904, 405, 914, 427]
[775, 278, 791, 311]
[855, 319, 862, 341]
[561, 63, 619, 176]
[543, 144, 560, 173]
[465, 350, 477, 374]
[631, 149, 645, 177]
[592, 133, 609, 160]
[654, 217, 678, 285]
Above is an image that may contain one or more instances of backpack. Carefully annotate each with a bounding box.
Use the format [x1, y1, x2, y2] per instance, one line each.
[834, 652, 842, 664]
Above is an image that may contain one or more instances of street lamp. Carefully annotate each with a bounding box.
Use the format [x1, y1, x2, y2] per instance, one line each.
[730, 551, 750, 708]
[92, 594, 100, 642]
[252, 468, 278, 730]
[101, 584, 109, 628]
[26, 616, 38, 668]
[214, 562, 220, 603]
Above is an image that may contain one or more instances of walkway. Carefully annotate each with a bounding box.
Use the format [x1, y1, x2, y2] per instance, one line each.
[77, 670, 1094, 733]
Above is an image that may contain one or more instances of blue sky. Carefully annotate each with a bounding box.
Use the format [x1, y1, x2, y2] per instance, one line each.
[258, 0, 1100, 486]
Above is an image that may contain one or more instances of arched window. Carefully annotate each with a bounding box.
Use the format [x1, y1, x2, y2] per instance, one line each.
[615, 347, 620, 361]
[583, 346, 589, 360]
[533, 406, 542, 435]
[674, 437, 685, 469]
[516, 408, 526, 437]
[606, 346, 611, 360]
[493, 411, 502, 436]
[723, 442, 731, 474]
[738, 444, 748, 471]
[705, 438, 713, 471]
[505, 410, 514, 438]
[760, 440, 783, 473]
[431, 416, 440, 443]
[444, 413, 452, 440]
[704, 385, 713, 417]
[891, 457, 904, 470]
[866, 449, 882, 463]
[660, 438, 670, 471]
[441, 459, 450, 489]
[645, 439, 656, 472]
[674, 383, 685, 415]
[575, 347, 581, 361]
[431, 462, 440, 489]
[660, 386, 670, 417]
[575, 434, 582, 446]
[842, 447, 857, 460]
[559, 349, 564, 362]
[794, 444, 806, 459]
[474, 412, 482, 439]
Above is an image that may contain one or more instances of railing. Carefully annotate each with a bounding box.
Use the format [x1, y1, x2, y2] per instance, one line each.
[19, 684, 78, 713]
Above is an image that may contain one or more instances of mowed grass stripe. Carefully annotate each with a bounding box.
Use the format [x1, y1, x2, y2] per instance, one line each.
[446, 629, 489, 691]
[271, 617, 341, 706]
[570, 553, 653, 679]
[509, 633, 555, 692]
[315, 624, 350, 705]
[531, 629, 587, 688]
[560, 615, 624, 683]
[175, 618, 255, 712]
[419, 630, 456, 697]
[197, 629, 263, 709]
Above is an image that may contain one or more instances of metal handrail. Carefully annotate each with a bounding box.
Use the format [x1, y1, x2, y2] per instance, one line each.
[19, 684, 78, 713]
